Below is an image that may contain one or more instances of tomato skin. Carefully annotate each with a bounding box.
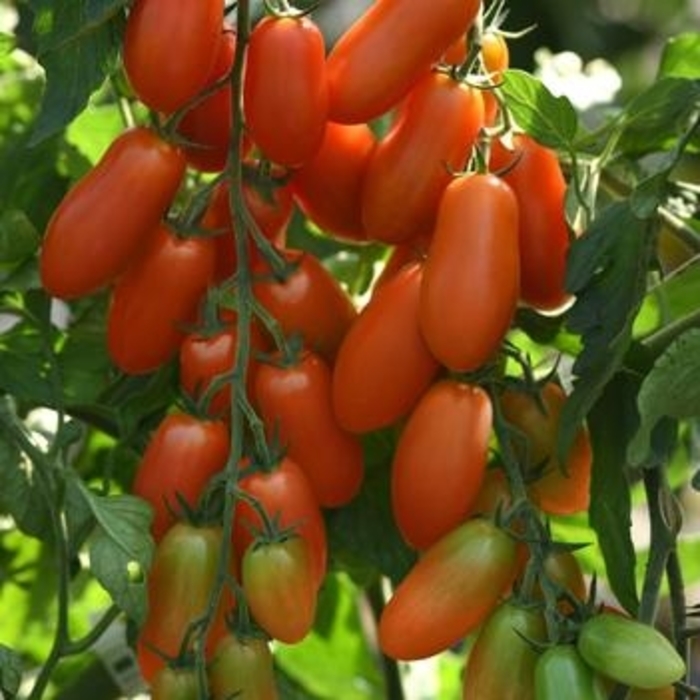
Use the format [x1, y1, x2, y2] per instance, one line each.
[40, 128, 185, 300]
[534, 645, 606, 700]
[542, 549, 588, 606]
[419, 173, 520, 372]
[290, 121, 376, 242]
[233, 456, 327, 587]
[150, 667, 199, 700]
[499, 382, 592, 515]
[392, 380, 492, 550]
[124, 0, 223, 114]
[242, 537, 317, 644]
[253, 248, 357, 365]
[132, 413, 229, 542]
[378, 517, 519, 660]
[208, 634, 278, 700]
[326, 0, 481, 123]
[244, 16, 328, 167]
[332, 262, 441, 434]
[490, 135, 571, 311]
[361, 71, 484, 244]
[255, 351, 364, 508]
[463, 602, 547, 700]
[107, 225, 216, 374]
[577, 613, 686, 690]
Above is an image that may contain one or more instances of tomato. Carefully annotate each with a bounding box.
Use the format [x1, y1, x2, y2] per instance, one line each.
[490, 134, 572, 311]
[499, 381, 592, 515]
[132, 413, 229, 542]
[534, 645, 606, 700]
[332, 262, 441, 434]
[123, 0, 223, 114]
[470, 467, 513, 517]
[150, 667, 199, 700]
[360, 71, 484, 244]
[463, 601, 547, 700]
[255, 350, 364, 508]
[178, 28, 236, 173]
[481, 30, 510, 78]
[392, 380, 492, 550]
[419, 172, 520, 372]
[326, 0, 481, 123]
[372, 235, 431, 292]
[233, 456, 327, 587]
[107, 224, 216, 374]
[252, 248, 357, 365]
[208, 634, 278, 700]
[378, 517, 519, 660]
[242, 536, 317, 644]
[137, 524, 229, 683]
[290, 121, 376, 242]
[179, 320, 269, 419]
[243, 15, 327, 166]
[542, 549, 588, 607]
[40, 127, 185, 300]
[577, 613, 686, 690]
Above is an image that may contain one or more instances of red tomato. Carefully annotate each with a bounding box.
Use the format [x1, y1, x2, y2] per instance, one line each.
[107, 225, 216, 374]
[419, 173, 520, 372]
[326, 0, 481, 123]
[255, 350, 364, 508]
[123, 0, 223, 114]
[132, 412, 229, 541]
[290, 121, 376, 242]
[332, 262, 440, 434]
[392, 380, 492, 550]
[470, 467, 513, 517]
[499, 382, 592, 515]
[178, 29, 237, 172]
[243, 15, 328, 166]
[372, 235, 430, 292]
[252, 248, 357, 365]
[40, 128, 185, 300]
[361, 71, 484, 244]
[242, 536, 317, 644]
[378, 517, 519, 660]
[233, 456, 327, 587]
[490, 134, 572, 311]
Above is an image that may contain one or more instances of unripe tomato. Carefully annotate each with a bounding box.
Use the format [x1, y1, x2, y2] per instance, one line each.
[392, 380, 492, 550]
[326, 0, 481, 123]
[107, 225, 216, 374]
[490, 134, 572, 311]
[361, 71, 484, 244]
[481, 30, 510, 77]
[255, 350, 364, 508]
[290, 121, 376, 242]
[535, 645, 606, 700]
[419, 173, 520, 372]
[150, 667, 199, 700]
[542, 549, 588, 607]
[332, 262, 441, 434]
[123, 0, 223, 114]
[40, 128, 185, 299]
[243, 15, 328, 166]
[378, 517, 519, 660]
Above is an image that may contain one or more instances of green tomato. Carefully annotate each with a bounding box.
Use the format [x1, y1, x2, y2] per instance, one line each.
[535, 645, 606, 700]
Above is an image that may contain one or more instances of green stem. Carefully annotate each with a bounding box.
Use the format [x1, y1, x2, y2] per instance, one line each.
[665, 550, 689, 679]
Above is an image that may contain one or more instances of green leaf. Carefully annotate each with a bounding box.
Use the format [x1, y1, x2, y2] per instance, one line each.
[0, 644, 23, 699]
[78, 483, 154, 624]
[628, 329, 700, 467]
[0, 210, 40, 264]
[587, 375, 640, 615]
[659, 33, 700, 79]
[499, 69, 579, 150]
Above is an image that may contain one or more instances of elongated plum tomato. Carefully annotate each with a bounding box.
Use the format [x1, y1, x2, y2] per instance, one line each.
[40, 128, 185, 300]
[208, 634, 278, 700]
[491, 134, 572, 311]
[131, 412, 229, 541]
[534, 645, 606, 700]
[463, 602, 547, 700]
[150, 667, 199, 700]
[392, 380, 492, 550]
[290, 121, 376, 242]
[326, 0, 481, 123]
[243, 15, 328, 166]
[419, 173, 520, 372]
[255, 350, 364, 508]
[361, 71, 484, 244]
[332, 261, 441, 434]
[499, 381, 592, 515]
[378, 517, 519, 660]
[123, 0, 223, 114]
[107, 225, 216, 374]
